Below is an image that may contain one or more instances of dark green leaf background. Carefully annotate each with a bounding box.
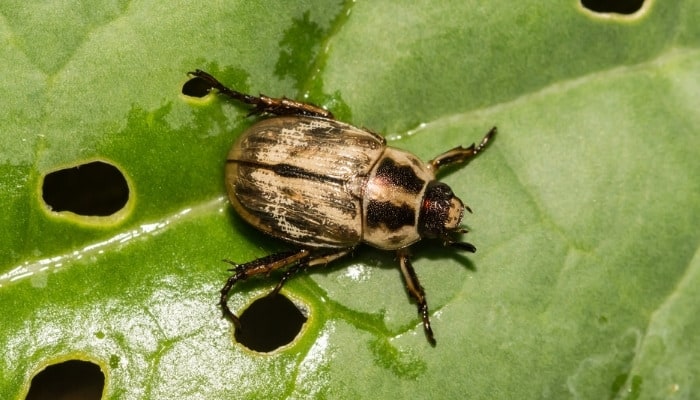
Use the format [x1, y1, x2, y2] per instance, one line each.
[2, 1, 699, 398]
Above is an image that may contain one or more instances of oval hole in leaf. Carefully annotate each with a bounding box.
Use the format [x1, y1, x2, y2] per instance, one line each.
[42, 160, 129, 217]
[580, 0, 644, 14]
[182, 76, 213, 98]
[26, 359, 104, 400]
[235, 293, 307, 352]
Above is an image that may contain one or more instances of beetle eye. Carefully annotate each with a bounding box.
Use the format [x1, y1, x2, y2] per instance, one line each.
[418, 182, 464, 238]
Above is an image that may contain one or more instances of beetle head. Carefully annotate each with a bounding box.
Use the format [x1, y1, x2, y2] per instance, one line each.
[418, 181, 476, 252]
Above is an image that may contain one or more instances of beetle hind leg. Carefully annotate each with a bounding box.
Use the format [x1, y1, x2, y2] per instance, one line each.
[220, 249, 311, 329]
[397, 248, 436, 346]
[271, 248, 353, 295]
[219, 248, 353, 329]
[188, 69, 333, 119]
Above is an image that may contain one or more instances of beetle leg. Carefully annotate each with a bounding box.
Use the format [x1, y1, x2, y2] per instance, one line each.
[428, 126, 497, 172]
[220, 249, 311, 329]
[271, 248, 354, 295]
[188, 69, 334, 119]
[397, 248, 436, 346]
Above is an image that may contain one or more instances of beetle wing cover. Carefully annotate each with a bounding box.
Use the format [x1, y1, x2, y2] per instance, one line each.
[226, 117, 385, 248]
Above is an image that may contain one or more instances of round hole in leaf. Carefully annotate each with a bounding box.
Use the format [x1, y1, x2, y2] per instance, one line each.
[581, 0, 644, 14]
[182, 76, 213, 97]
[26, 360, 104, 400]
[234, 293, 308, 352]
[42, 160, 129, 217]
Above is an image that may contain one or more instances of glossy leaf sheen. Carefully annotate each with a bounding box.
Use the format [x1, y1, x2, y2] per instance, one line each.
[2, 1, 699, 399]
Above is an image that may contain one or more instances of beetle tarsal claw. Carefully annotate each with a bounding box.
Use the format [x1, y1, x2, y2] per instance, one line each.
[222, 259, 240, 272]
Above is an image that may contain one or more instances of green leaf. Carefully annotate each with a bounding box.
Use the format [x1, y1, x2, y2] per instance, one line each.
[2, 1, 699, 398]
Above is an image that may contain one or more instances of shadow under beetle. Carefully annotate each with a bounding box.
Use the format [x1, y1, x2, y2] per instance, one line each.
[188, 69, 495, 345]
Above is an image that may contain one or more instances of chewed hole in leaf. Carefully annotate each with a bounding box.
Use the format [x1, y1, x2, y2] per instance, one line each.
[26, 360, 104, 400]
[42, 160, 130, 217]
[580, 0, 645, 14]
[182, 76, 213, 98]
[234, 293, 308, 352]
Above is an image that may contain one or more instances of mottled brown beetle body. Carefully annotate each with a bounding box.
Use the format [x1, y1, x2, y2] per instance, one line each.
[188, 69, 495, 345]
[226, 116, 384, 248]
[226, 116, 455, 251]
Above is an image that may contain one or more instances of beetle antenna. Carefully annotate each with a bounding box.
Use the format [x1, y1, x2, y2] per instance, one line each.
[442, 235, 476, 253]
[450, 241, 477, 253]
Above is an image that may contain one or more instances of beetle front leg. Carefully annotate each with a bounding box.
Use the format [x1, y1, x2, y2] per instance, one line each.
[188, 69, 334, 119]
[428, 126, 497, 172]
[220, 249, 311, 329]
[397, 248, 436, 346]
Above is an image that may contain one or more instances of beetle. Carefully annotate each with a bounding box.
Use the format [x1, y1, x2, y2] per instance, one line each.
[188, 69, 495, 345]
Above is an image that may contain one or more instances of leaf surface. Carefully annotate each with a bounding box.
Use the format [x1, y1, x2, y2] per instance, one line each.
[1, 1, 698, 398]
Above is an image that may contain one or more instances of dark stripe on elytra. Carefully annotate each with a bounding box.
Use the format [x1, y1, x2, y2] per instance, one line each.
[308, 123, 343, 138]
[229, 159, 345, 185]
[246, 200, 360, 246]
[366, 200, 415, 231]
[375, 157, 425, 194]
